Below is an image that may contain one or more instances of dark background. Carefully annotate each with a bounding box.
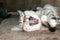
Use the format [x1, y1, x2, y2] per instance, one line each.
[0, 0, 60, 16]
[0, 0, 60, 11]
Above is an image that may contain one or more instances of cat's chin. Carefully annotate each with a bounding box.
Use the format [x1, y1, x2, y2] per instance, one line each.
[49, 27, 56, 32]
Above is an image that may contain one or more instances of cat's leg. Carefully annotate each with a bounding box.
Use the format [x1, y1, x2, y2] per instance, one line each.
[11, 10, 24, 31]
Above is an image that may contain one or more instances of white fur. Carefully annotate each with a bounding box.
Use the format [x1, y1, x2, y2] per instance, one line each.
[41, 15, 48, 23]
[16, 4, 58, 32]
[23, 10, 41, 32]
[17, 10, 42, 32]
[17, 10, 24, 28]
[43, 4, 57, 17]
[36, 4, 58, 28]
[49, 19, 57, 27]
[40, 4, 58, 28]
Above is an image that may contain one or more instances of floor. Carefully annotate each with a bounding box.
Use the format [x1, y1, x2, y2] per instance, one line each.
[0, 30, 60, 40]
[0, 12, 60, 40]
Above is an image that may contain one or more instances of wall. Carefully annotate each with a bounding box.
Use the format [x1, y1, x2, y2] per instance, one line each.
[5, 0, 60, 12]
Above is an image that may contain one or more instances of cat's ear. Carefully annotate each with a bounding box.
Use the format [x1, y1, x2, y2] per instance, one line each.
[17, 10, 23, 15]
[36, 7, 42, 11]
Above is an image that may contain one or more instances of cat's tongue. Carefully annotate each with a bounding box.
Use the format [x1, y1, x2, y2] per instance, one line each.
[29, 17, 38, 26]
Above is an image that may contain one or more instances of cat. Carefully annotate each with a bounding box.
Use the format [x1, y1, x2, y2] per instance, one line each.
[12, 4, 59, 32]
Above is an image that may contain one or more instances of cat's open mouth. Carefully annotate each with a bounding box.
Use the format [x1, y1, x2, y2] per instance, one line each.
[28, 16, 38, 26]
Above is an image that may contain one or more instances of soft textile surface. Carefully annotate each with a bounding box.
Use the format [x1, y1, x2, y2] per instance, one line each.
[0, 31, 60, 40]
[0, 15, 22, 35]
[0, 15, 60, 40]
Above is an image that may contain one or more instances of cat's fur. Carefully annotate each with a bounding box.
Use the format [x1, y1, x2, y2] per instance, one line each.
[12, 4, 58, 32]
